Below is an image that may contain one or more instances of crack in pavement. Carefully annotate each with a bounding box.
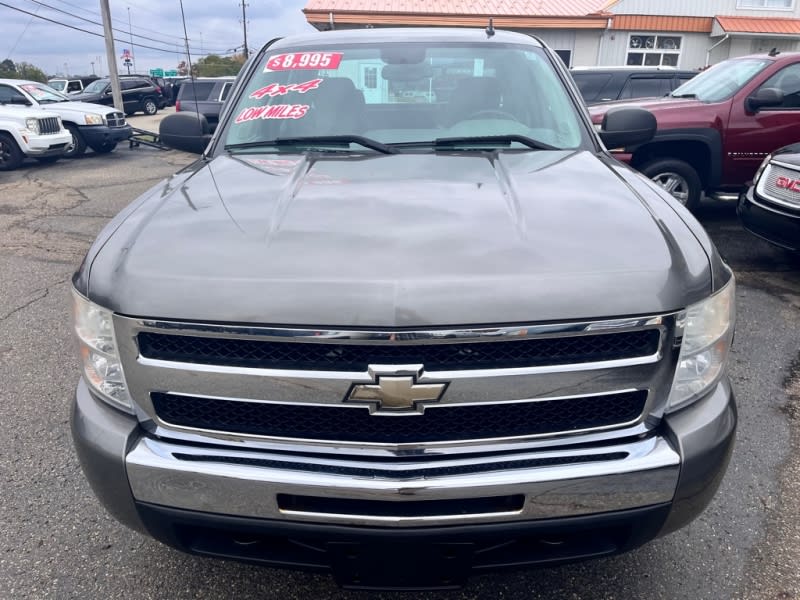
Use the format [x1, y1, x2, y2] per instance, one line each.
[0, 277, 71, 323]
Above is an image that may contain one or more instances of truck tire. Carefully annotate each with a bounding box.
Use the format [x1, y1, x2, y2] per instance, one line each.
[64, 124, 87, 158]
[641, 158, 702, 212]
[0, 132, 23, 171]
[142, 98, 158, 116]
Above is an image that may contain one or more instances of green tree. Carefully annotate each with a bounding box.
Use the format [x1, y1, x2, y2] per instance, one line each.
[193, 54, 243, 77]
[0, 59, 48, 82]
[0, 58, 16, 78]
[15, 62, 47, 82]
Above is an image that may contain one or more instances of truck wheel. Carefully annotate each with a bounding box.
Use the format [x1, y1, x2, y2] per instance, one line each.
[0, 132, 23, 171]
[641, 159, 702, 212]
[64, 124, 87, 158]
[142, 98, 158, 116]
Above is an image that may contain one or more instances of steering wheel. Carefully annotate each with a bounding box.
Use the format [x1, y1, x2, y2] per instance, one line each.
[460, 109, 522, 122]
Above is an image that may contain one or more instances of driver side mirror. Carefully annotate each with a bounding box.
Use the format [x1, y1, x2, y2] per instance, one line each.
[159, 112, 212, 154]
[598, 107, 656, 149]
[746, 87, 784, 112]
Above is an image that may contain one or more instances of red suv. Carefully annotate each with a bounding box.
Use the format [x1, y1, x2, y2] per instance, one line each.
[589, 51, 800, 211]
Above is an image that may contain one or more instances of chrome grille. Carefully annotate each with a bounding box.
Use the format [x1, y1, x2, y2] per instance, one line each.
[38, 117, 60, 135]
[116, 314, 674, 452]
[151, 390, 648, 444]
[759, 162, 800, 210]
[106, 112, 126, 127]
[137, 329, 661, 372]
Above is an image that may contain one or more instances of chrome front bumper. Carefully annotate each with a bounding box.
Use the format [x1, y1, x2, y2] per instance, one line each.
[126, 435, 680, 527]
[73, 376, 735, 541]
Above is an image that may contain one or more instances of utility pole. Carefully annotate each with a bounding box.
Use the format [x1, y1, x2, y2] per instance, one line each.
[99, 0, 124, 112]
[127, 7, 136, 72]
[240, 1, 249, 59]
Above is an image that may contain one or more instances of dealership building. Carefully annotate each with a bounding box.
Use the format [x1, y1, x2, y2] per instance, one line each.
[304, 0, 800, 69]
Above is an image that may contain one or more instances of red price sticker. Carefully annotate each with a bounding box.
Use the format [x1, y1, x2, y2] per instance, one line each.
[265, 52, 342, 71]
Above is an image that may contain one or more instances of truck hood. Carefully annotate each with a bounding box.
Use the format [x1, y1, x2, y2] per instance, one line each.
[38, 100, 119, 118]
[86, 151, 711, 326]
[588, 96, 705, 124]
[71, 92, 104, 103]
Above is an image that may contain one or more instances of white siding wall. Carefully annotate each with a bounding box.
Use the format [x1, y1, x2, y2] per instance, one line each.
[611, 0, 800, 18]
[598, 31, 710, 67]
[748, 37, 800, 53]
[708, 36, 800, 62]
[573, 31, 603, 66]
[521, 29, 576, 52]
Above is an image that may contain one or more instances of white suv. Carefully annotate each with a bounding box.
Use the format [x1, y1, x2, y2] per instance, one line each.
[1, 79, 132, 158]
[0, 86, 71, 171]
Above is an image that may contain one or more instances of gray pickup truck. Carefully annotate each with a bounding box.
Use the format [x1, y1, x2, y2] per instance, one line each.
[71, 28, 737, 590]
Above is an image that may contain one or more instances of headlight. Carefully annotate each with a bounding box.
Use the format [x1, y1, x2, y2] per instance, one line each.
[753, 153, 772, 184]
[72, 289, 133, 413]
[667, 277, 735, 411]
[25, 118, 40, 134]
[84, 114, 105, 125]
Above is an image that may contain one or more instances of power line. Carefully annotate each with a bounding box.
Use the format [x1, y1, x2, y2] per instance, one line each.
[5, 3, 40, 58]
[19, 0, 230, 54]
[0, 1, 212, 55]
[46, 0, 231, 47]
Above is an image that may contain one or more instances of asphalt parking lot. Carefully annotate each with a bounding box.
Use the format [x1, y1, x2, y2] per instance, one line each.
[0, 140, 798, 599]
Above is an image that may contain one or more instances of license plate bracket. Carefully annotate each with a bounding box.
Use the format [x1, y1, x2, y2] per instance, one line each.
[328, 541, 474, 590]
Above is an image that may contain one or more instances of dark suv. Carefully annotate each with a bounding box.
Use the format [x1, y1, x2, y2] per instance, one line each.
[571, 67, 697, 104]
[73, 76, 164, 116]
[175, 77, 235, 130]
[739, 143, 800, 252]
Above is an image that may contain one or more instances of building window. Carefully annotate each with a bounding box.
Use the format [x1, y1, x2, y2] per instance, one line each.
[555, 50, 572, 67]
[627, 35, 682, 67]
[363, 67, 377, 89]
[737, 0, 793, 9]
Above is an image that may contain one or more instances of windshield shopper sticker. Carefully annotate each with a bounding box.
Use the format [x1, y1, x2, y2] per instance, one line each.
[235, 104, 309, 123]
[20, 84, 47, 99]
[265, 52, 342, 71]
[249, 79, 322, 99]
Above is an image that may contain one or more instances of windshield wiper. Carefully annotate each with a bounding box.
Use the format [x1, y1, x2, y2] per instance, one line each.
[225, 135, 398, 155]
[670, 93, 697, 99]
[392, 135, 559, 151]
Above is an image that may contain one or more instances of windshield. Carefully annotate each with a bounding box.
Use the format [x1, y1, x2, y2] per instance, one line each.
[83, 79, 108, 94]
[221, 42, 588, 153]
[670, 58, 772, 102]
[48, 80, 67, 93]
[20, 83, 69, 103]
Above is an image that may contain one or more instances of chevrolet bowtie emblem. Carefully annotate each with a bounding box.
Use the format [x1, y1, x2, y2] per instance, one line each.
[346, 365, 448, 414]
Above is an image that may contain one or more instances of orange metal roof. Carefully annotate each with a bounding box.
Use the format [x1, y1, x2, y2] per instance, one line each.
[612, 15, 713, 33]
[304, 0, 613, 18]
[716, 15, 800, 34]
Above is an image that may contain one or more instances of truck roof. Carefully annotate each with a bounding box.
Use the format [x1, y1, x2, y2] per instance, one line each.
[267, 27, 544, 51]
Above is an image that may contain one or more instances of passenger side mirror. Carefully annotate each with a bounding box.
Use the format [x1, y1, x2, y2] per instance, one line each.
[7, 97, 32, 106]
[159, 112, 212, 154]
[598, 107, 656, 149]
[746, 87, 784, 112]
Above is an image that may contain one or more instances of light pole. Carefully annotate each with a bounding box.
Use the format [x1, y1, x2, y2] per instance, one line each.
[127, 7, 136, 72]
[90, 61, 95, 75]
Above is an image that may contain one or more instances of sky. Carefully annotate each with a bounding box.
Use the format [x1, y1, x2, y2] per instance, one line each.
[1, 0, 314, 77]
